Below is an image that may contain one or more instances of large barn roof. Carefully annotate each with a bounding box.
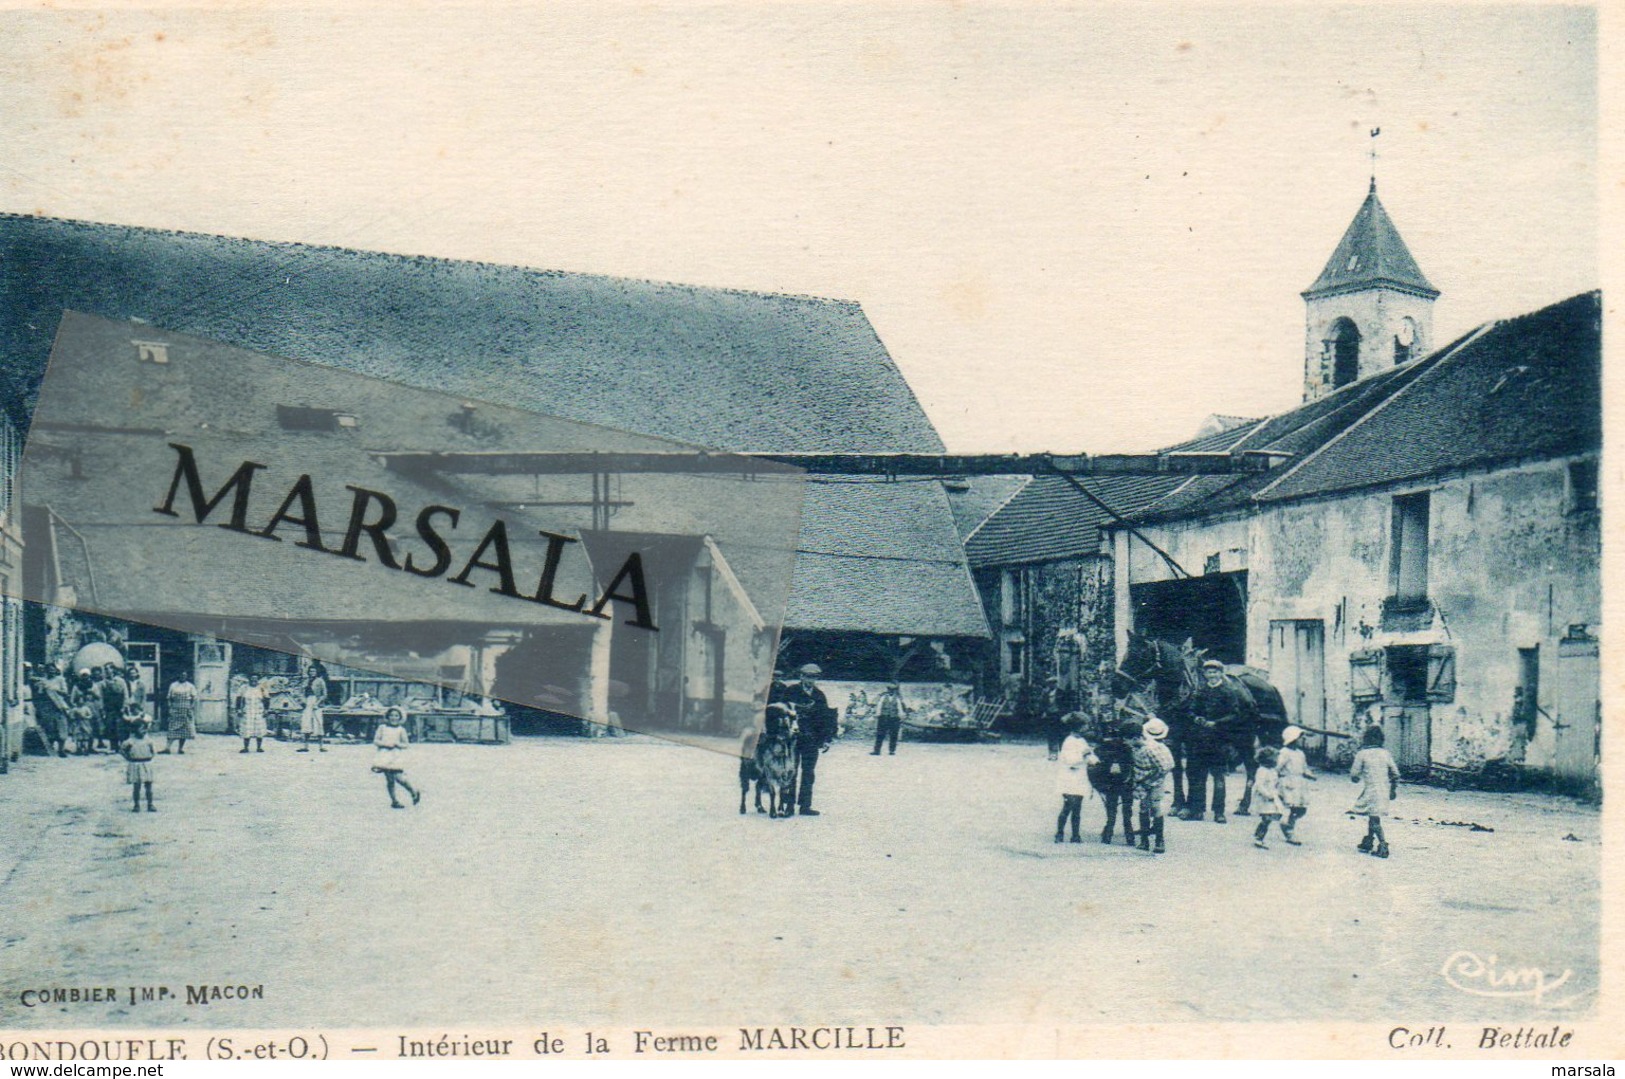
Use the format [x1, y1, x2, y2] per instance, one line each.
[0, 214, 988, 640]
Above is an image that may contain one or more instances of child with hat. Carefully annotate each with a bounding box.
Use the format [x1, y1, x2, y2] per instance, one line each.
[1132, 717, 1175, 854]
[1276, 725, 1315, 845]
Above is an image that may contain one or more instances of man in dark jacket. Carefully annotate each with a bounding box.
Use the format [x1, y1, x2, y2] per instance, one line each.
[1181, 659, 1254, 822]
[783, 663, 837, 816]
[98, 663, 129, 749]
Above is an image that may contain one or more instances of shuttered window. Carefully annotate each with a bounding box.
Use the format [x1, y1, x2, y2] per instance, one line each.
[1350, 649, 1385, 702]
[1426, 645, 1456, 703]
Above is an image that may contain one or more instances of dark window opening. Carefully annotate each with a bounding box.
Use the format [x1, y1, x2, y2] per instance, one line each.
[1006, 640, 1024, 676]
[1388, 491, 1430, 606]
[1385, 646, 1429, 703]
[1569, 460, 1599, 514]
[277, 405, 359, 432]
[1514, 646, 1540, 735]
[1393, 337, 1412, 365]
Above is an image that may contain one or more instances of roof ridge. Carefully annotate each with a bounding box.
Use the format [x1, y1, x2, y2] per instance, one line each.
[1251, 319, 1499, 502]
[0, 210, 862, 309]
[1155, 417, 1265, 455]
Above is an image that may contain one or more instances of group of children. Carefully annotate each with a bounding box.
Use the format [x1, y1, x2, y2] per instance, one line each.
[115, 706, 425, 814]
[1054, 719, 1402, 859]
[1055, 714, 1175, 854]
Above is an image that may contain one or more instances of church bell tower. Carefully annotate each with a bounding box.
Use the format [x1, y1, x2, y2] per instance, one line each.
[1301, 179, 1439, 402]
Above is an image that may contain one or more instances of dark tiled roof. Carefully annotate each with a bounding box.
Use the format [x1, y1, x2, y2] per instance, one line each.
[791, 479, 990, 636]
[965, 426, 1258, 567]
[0, 214, 942, 453]
[1115, 291, 1599, 528]
[1258, 291, 1600, 502]
[1134, 351, 1449, 522]
[1303, 183, 1438, 299]
[0, 217, 989, 640]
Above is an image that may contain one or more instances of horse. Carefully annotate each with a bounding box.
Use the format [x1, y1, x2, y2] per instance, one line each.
[1116, 633, 1290, 815]
[740, 702, 799, 819]
[1115, 632, 1203, 811]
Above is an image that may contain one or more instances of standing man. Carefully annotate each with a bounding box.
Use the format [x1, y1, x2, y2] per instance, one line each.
[786, 663, 836, 816]
[1041, 675, 1067, 760]
[98, 663, 128, 751]
[1182, 659, 1251, 823]
[33, 663, 72, 758]
[871, 681, 909, 756]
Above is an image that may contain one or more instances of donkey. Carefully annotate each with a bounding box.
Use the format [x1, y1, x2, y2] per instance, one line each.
[739, 702, 800, 818]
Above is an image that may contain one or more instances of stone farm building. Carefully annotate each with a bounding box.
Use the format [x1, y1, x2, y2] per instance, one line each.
[969, 183, 1601, 792]
[0, 214, 990, 741]
[1115, 290, 1601, 792]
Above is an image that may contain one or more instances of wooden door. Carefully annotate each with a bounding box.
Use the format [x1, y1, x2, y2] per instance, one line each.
[1269, 620, 1326, 751]
[1380, 702, 1432, 775]
[1552, 633, 1599, 790]
[192, 640, 232, 733]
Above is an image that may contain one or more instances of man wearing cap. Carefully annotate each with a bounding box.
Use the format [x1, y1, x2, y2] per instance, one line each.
[784, 663, 837, 816]
[1182, 658, 1252, 822]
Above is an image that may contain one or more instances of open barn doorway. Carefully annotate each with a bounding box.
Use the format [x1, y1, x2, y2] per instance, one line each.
[1129, 571, 1248, 664]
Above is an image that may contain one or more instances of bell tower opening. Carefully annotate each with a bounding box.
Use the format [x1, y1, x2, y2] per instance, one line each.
[1327, 318, 1361, 389]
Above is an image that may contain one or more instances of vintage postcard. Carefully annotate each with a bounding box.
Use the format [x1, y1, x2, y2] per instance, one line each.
[0, 0, 1611, 1064]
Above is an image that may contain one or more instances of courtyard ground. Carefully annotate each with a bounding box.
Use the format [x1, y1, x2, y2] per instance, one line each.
[0, 734, 1599, 1029]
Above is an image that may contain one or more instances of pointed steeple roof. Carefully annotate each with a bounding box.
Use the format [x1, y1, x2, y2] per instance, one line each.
[1303, 181, 1438, 299]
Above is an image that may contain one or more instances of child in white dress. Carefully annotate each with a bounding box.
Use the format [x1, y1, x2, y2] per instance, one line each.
[1250, 746, 1286, 849]
[121, 719, 157, 813]
[372, 707, 422, 809]
[1276, 725, 1315, 845]
[1350, 724, 1400, 858]
[1054, 720, 1094, 843]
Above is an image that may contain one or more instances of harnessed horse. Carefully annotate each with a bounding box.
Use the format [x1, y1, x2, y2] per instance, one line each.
[1114, 633, 1202, 811]
[1116, 633, 1292, 814]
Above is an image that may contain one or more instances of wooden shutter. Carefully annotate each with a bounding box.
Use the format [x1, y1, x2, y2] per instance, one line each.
[1350, 648, 1384, 702]
[1426, 645, 1457, 703]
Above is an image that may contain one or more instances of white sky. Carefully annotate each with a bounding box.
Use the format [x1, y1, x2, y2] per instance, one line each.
[0, 3, 1598, 452]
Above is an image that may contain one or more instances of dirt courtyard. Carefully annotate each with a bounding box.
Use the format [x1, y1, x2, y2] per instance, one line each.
[0, 734, 1599, 1029]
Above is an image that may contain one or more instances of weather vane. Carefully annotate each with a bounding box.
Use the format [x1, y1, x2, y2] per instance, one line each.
[1369, 127, 1381, 189]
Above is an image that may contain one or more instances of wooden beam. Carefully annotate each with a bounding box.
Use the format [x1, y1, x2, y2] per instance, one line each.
[371, 450, 1288, 477]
